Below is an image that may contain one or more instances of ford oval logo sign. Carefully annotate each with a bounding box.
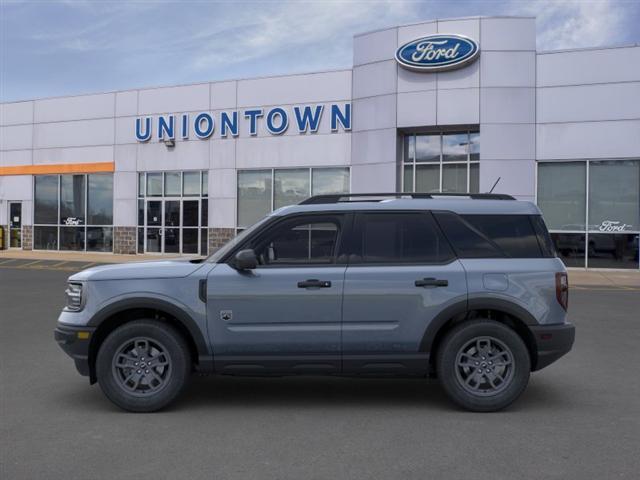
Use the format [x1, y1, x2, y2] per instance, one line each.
[395, 34, 480, 72]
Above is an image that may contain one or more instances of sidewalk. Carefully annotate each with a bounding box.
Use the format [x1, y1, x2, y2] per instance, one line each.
[0, 249, 195, 264]
[1, 249, 638, 287]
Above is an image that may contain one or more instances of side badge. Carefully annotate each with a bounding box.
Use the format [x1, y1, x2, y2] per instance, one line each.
[220, 310, 233, 321]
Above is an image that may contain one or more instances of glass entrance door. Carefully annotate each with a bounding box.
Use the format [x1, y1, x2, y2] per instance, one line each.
[144, 198, 201, 254]
[9, 202, 22, 248]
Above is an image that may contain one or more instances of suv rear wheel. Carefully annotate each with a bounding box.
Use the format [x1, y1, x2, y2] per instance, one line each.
[96, 320, 191, 412]
[436, 319, 530, 412]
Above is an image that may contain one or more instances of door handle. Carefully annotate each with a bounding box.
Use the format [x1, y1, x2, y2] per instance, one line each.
[415, 278, 448, 288]
[297, 279, 332, 289]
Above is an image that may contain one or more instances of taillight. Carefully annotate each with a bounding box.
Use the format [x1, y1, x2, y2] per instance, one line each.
[555, 272, 569, 311]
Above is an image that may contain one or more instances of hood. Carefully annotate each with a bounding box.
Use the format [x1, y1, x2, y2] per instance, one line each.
[69, 258, 206, 282]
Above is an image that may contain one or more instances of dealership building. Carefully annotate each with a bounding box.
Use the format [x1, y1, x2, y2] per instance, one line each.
[1, 16, 639, 269]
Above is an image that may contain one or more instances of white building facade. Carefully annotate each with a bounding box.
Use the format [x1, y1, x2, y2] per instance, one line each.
[1, 16, 639, 269]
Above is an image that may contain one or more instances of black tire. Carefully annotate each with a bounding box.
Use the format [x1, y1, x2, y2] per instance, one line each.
[436, 319, 530, 412]
[96, 320, 191, 412]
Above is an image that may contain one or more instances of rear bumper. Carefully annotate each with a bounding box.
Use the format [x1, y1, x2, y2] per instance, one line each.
[54, 324, 95, 377]
[530, 323, 575, 371]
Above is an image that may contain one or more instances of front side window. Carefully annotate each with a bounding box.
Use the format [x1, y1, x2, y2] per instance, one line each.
[250, 217, 341, 266]
[353, 212, 454, 264]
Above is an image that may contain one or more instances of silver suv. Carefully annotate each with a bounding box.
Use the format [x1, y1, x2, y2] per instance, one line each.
[55, 193, 575, 412]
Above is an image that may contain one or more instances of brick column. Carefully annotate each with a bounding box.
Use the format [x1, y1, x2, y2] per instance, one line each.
[208, 227, 235, 253]
[22, 225, 33, 250]
[113, 226, 137, 254]
[1, 226, 7, 249]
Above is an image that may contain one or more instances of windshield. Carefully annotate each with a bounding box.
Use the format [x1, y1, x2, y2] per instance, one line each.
[206, 216, 271, 263]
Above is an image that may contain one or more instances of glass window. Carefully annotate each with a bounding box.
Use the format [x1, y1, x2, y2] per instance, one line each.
[404, 132, 479, 194]
[312, 168, 349, 195]
[146, 173, 162, 197]
[551, 233, 585, 267]
[442, 164, 467, 193]
[469, 163, 480, 193]
[415, 164, 439, 192]
[237, 170, 272, 228]
[183, 200, 199, 227]
[59, 175, 85, 225]
[164, 172, 181, 196]
[202, 171, 208, 197]
[60, 227, 85, 251]
[138, 200, 144, 226]
[274, 169, 310, 209]
[254, 220, 340, 266]
[587, 233, 639, 269]
[442, 133, 468, 162]
[164, 228, 180, 253]
[415, 135, 440, 162]
[403, 165, 413, 192]
[403, 135, 415, 162]
[86, 227, 113, 252]
[87, 174, 113, 225]
[463, 215, 543, 258]
[201, 199, 208, 227]
[34, 175, 59, 225]
[469, 133, 480, 161]
[137, 227, 144, 253]
[356, 212, 454, 264]
[537, 162, 586, 231]
[200, 228, 208, 256]
[182, 229, 199, 254]
[33, 226, 58, 250]
[434, 212, 502, 259]
[165, 200, 180, 227]
[588, 160, 639, 232]
[183, 172, 201, 196]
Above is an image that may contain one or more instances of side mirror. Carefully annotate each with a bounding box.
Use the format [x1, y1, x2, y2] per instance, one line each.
[234, 249, 258, 270]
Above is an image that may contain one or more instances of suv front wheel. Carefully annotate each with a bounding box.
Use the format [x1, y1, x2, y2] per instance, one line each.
[96, 320, 191, 412]
[436, 319, 530, 412]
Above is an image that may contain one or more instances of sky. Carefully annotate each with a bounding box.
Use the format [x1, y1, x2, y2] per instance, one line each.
[1, 0, 639, 102]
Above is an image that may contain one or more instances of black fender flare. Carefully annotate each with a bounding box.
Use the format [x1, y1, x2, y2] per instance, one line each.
[87, 297, 210, 360]
[420, 297, 538, 353]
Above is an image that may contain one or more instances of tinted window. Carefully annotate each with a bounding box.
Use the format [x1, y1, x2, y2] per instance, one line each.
[34, 175, 59, 225]
[434, 212, 502, 258]
[252, 218, 341, 266]
[354, 212, 454, 264]
[530, 215, 556, 258]
[462, 215, 543, 258]
[87, 174, 113, 225]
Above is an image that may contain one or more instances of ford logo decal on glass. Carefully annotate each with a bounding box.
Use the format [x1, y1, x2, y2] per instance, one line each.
[395, 34, 480, 72]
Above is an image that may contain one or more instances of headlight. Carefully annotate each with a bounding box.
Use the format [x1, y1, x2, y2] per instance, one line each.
[65, 283, 83, 311]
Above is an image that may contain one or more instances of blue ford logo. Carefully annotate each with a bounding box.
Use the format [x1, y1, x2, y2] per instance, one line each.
[395, 34, 480, 72]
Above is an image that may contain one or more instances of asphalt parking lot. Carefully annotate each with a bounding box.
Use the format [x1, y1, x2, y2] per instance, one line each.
[1, 265, 639, 480]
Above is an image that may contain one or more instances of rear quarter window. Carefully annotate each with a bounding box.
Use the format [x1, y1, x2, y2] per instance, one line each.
[434, 212, 554, 259]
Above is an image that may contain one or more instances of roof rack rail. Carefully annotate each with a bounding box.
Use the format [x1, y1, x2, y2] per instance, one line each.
[299, 192, 515, 205]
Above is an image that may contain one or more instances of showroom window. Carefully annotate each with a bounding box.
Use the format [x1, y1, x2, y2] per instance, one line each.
[137, 171, 209, 255]
[237, 167, 350, 228]
[537, 160, 640, 269]
[402, 131, 479, 194]
[33, 174, 114, 252]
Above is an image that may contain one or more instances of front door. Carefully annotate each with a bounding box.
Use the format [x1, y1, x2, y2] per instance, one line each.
[8, 202, 22, 248]
[341, 211, 468, 374]
[207, 214, 348, 374]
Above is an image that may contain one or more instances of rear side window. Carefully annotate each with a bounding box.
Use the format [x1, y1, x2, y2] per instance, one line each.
[530, 215, 557, 258]
[433, 212, 503, 258]
[462, 215, 543, 258]
[435, 212, 554, 259]
[353, 212, 454, 264]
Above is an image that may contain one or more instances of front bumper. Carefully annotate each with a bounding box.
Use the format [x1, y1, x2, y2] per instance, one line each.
[54, 324, 96, 377]
[530, 322, 575, 371]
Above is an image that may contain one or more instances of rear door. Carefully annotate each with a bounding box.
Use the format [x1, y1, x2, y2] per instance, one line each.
[341, 211, 467, 374]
